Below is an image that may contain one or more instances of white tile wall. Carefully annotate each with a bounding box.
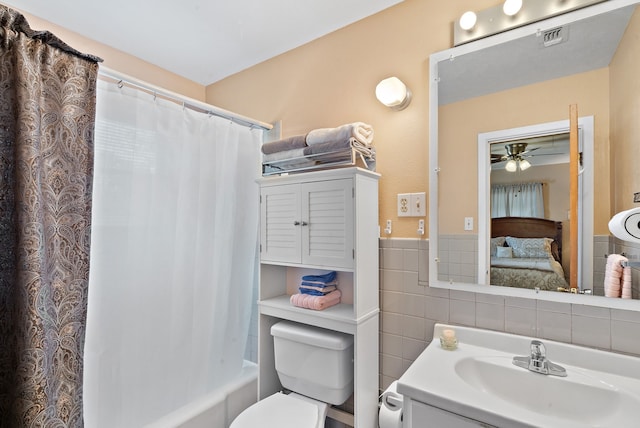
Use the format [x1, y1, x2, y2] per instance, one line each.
[246, 236, 640, 394]
[379, 237, 640, 393]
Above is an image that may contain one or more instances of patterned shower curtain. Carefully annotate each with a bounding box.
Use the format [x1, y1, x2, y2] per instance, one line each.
[0, 6, 101, 427]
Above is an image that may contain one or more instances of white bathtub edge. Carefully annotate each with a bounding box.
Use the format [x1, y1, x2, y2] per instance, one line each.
[145, 361, 258, 428]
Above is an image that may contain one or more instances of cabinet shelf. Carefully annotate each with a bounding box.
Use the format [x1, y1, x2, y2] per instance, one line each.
[260, 259, 355, 272]
[259, 294, 378, 335]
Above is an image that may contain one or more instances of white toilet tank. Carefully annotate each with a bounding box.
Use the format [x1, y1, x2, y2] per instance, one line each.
[271, 321, 354, 405]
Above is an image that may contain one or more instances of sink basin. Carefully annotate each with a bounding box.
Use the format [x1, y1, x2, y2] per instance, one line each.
[455, 356, 639, 426]
[397, 324, 640, 428]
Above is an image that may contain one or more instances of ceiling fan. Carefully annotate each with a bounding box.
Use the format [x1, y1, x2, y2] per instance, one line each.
[491, 138, 569, 172]
[491, 142, 539, 171]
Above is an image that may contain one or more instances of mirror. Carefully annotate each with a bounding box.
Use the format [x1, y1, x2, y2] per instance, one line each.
[429, 1, 640, 302]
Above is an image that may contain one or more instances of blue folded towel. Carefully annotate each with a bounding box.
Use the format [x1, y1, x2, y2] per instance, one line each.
[299, 288, 336, 296]
[301, 271, 337, 283]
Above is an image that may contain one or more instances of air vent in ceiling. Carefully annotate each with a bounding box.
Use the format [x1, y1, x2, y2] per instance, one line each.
[540, 26, 568, 47]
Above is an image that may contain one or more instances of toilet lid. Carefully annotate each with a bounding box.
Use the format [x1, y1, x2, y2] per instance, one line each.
[230, 393, 320, 428]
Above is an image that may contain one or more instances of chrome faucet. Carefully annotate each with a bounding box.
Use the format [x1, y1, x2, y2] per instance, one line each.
[513, 340, 567, 377]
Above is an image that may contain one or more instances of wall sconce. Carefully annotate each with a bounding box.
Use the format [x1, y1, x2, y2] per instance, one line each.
[375, 77, 412, 111]
[454, 0, 606, 46]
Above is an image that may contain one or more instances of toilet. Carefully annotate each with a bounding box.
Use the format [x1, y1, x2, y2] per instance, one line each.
[231, 320, 354, 428]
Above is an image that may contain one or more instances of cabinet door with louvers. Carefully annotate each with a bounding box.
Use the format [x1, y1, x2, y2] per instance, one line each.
[301, 178, 354, 269]
[260, 178, 354, 269]
[260, 183, 302, 264]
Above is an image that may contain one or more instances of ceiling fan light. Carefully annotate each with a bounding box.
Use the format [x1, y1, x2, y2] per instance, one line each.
[505, 159, 517, 172]
[519, 159, 531, 170]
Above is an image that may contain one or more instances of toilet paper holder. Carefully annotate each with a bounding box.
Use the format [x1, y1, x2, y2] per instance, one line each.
[384, 394, 402, 409]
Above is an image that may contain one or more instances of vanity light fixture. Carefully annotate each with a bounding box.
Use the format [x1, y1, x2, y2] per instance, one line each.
[459, 11, 477, 31]
[454, 0, 606, 46]
[375, 76, 412, 111]
[503, 0, 523, 17]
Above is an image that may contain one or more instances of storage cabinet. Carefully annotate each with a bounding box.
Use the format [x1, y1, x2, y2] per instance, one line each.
[260, 178, 354, 269]
[257, 167, 380, 428]
[406, 400, 492, 428]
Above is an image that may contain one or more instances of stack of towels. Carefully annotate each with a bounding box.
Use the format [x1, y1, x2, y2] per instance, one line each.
[604, 253, 632, 299]
[290, 271, 341, 311]
[262, 122, 375, 172]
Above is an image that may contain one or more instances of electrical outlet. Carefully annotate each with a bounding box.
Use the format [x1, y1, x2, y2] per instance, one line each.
[410, 192, 426, 216]
[397, 193, 411, 217]
[464, 217, 473, 231]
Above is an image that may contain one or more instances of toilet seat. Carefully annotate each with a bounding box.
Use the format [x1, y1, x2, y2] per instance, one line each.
[230, 392, 327, 428]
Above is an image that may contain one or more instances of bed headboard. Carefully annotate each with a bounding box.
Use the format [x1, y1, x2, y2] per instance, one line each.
[491, 217, 563, 263]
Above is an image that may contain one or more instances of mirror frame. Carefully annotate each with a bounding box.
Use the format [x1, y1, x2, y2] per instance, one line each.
[477, 117, 594, 288]
[428, 0, 640, 310]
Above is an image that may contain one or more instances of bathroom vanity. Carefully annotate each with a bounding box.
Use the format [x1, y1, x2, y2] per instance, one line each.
[398, 324, 640, 427]
[257, 167, 380, 427]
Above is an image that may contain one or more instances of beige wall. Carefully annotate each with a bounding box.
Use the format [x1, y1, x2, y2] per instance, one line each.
[610, 7, 640, 214]
[205, 0, 496, 238]
[439, 68, 611, 235]
[15, 7, 205, 101]
[204, 0, 627, 238]
[18, 1, 636, 239]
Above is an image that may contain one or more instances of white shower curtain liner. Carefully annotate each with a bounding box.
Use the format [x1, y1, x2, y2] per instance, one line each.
[84, 78, 263, 427]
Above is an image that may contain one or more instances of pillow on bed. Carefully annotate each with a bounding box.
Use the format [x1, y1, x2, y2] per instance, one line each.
[505, 237, 554, 258]
[496, 246, 513, 258]
[490, 236, 506, 256]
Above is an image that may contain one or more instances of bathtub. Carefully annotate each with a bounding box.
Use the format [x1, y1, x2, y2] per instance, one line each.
[145, 361, 258, 428]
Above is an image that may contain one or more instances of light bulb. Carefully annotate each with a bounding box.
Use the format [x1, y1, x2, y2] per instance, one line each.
[503, 0, 523, 16]
[459, 11, 477, 31]
[519, 159, 531, 170]
[505, 159, 517, 172]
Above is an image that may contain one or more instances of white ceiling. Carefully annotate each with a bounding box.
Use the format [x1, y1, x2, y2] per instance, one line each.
[3, 0, 403, 85]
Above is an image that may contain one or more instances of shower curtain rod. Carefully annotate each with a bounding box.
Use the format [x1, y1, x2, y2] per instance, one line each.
[98, 66, 272, 131]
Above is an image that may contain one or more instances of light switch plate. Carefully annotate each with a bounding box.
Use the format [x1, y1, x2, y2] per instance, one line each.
[464, 217, 474, 231]
[410, 192, 426, 217]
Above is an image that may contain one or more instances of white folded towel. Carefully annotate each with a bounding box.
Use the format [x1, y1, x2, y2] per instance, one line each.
[306, 122, 374, 147]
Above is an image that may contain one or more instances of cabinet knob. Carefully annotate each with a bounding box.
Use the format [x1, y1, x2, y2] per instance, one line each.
[301, 221, 308, 226]
[293, 221, 301, 226]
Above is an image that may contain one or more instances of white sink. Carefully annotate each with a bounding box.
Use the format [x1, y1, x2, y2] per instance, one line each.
[398, 324, 640, 428]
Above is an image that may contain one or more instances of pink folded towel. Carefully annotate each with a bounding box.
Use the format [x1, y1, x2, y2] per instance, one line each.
[622, 265, 632, 299]
[290, 290, 342, 311]
[604, 254, 632, 298]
